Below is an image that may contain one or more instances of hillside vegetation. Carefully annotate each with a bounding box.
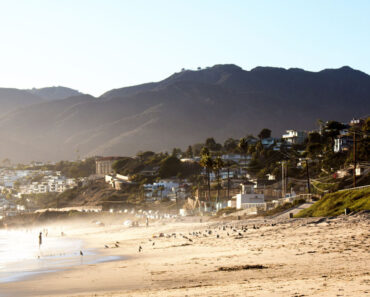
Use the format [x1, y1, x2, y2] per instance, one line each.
[295, 187, 370, 217]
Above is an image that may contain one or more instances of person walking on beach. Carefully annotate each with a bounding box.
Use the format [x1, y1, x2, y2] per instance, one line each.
[39, 232, 42, 248]
[146, 217, 149, 227]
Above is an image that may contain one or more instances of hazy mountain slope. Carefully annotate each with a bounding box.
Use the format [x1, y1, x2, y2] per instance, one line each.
[0, 65, 369, 162]
[26, 86, 83, 101]
[0, 88, 44, 117]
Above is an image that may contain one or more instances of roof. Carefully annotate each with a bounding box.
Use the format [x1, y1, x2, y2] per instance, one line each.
[96, 156, 123, 161]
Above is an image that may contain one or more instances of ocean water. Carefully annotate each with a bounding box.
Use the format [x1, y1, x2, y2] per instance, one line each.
[0, 229, 120, 284]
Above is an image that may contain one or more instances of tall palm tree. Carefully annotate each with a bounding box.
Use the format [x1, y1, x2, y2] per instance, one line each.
[238, 137, 249, 180]
[212, 156, 224, 209]
[200, 147, 213, 201]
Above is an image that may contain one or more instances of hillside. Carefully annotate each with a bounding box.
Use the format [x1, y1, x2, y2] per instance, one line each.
[0, 86, 83, 117]
[26, 86, 83, 101]
[295, 187, 370, 217]
[0, 88, 44, 117]
[0, 64, 369, 162]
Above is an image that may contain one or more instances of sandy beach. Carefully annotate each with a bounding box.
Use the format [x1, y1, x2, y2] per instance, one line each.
[0, 213, 369, 297]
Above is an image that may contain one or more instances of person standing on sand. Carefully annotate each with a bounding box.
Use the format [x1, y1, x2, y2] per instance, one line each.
[39, 232, 42, 248]
[146, 217, 149, 227]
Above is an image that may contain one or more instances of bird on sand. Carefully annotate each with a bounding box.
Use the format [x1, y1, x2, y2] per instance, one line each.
[80, 250, 83, 256]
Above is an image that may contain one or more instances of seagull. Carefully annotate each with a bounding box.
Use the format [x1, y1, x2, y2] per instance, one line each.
[80, 250, 84, 256]
[115, 243, 119, 248]
[104, 245, 109, 248]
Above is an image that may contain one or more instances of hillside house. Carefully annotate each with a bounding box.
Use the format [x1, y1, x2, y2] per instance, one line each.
[282, 130, 307, 145]
[234, 181, 265, 210]
[95, 157, 123, 175]
[334, 135, 353, 153]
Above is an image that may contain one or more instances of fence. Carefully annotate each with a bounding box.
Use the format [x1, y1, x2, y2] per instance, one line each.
[336, 184, 370, 193]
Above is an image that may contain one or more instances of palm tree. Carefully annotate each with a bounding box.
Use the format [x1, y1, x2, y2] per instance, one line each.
[212, 156, 224, 209]
[200, 147, 213, 201]
[223, 160, 234, 201]
[238, 137, 249, 180]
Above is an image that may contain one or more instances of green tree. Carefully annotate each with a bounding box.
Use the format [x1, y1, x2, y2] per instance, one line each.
[223, 138, 238, 153]
[258, 128, 272, 140]
[185, 145, 193, 158]
[205, 137, 222, 151]
[199, 147, 213, 200]
[238, 137, 249, 180]
[212, 156, 224, 207]
[159, 156, 182, 178]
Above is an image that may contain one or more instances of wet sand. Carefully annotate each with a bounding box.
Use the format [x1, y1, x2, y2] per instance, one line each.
[0, 213, 369, 297]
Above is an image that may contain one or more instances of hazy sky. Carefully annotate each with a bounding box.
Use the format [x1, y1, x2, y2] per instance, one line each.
[0, 0, 369, 96]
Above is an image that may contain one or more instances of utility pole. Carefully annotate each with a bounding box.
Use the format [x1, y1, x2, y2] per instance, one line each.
[305, 159, 311, 194]
[353, 132, 357, 188]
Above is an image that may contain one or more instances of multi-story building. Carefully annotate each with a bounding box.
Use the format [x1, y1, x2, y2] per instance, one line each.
[282, 130, 307, 145]
[95, 157, 123, 175]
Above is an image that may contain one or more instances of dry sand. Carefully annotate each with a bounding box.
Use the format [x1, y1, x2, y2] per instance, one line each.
[1, 213, 369, 297]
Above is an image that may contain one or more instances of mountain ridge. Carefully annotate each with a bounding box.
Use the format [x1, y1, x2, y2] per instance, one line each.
[0, 64, 369, 162]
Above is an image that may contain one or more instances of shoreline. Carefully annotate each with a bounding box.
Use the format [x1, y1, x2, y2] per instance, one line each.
[0, 214, 369, 297]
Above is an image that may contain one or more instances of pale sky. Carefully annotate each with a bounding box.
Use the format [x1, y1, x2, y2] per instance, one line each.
[0, 0, 369, 96]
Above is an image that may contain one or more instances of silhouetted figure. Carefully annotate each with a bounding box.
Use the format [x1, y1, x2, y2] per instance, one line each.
[39, 232, 42, 247]
[138, 245, 142, 252]
[80, 250, 83, 256]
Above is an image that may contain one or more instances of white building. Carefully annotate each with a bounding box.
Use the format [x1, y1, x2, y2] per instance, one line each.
[282, 130, 307, 145]
[144, 179, 180, 199]
[234, 182, 265, 210]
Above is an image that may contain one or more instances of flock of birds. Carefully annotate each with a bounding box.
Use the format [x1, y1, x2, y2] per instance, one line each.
[76, 220, 276, 256]
[78, 222, 277, 257]
[101, 223, 267, 254]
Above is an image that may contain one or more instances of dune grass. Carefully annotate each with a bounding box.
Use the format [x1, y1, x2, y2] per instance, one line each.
[295, 187, 370, 217]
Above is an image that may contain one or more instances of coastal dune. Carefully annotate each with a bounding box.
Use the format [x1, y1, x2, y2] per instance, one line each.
[0, 213, 369, 297]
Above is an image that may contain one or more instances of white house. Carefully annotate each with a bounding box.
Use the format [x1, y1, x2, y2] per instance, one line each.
[234, 182, 265, 210]
[282, 130, 307, 145]
[144, 179, 180, 199]
[334, 135, 353, 153]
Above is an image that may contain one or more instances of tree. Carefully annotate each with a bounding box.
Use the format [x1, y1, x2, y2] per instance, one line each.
[185, 145, 193, 158]
[199, 147, 213, 200]
[223, 138, 238, 153]
[258, 128, 271, 140]
[212, 156, 224, 208]
[205, 137, 221, 151]
[171, 148, 182, 157]
[159, 156, 182, 178]
[308, 132, 321, 144]
[238, 137, 249, 180]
